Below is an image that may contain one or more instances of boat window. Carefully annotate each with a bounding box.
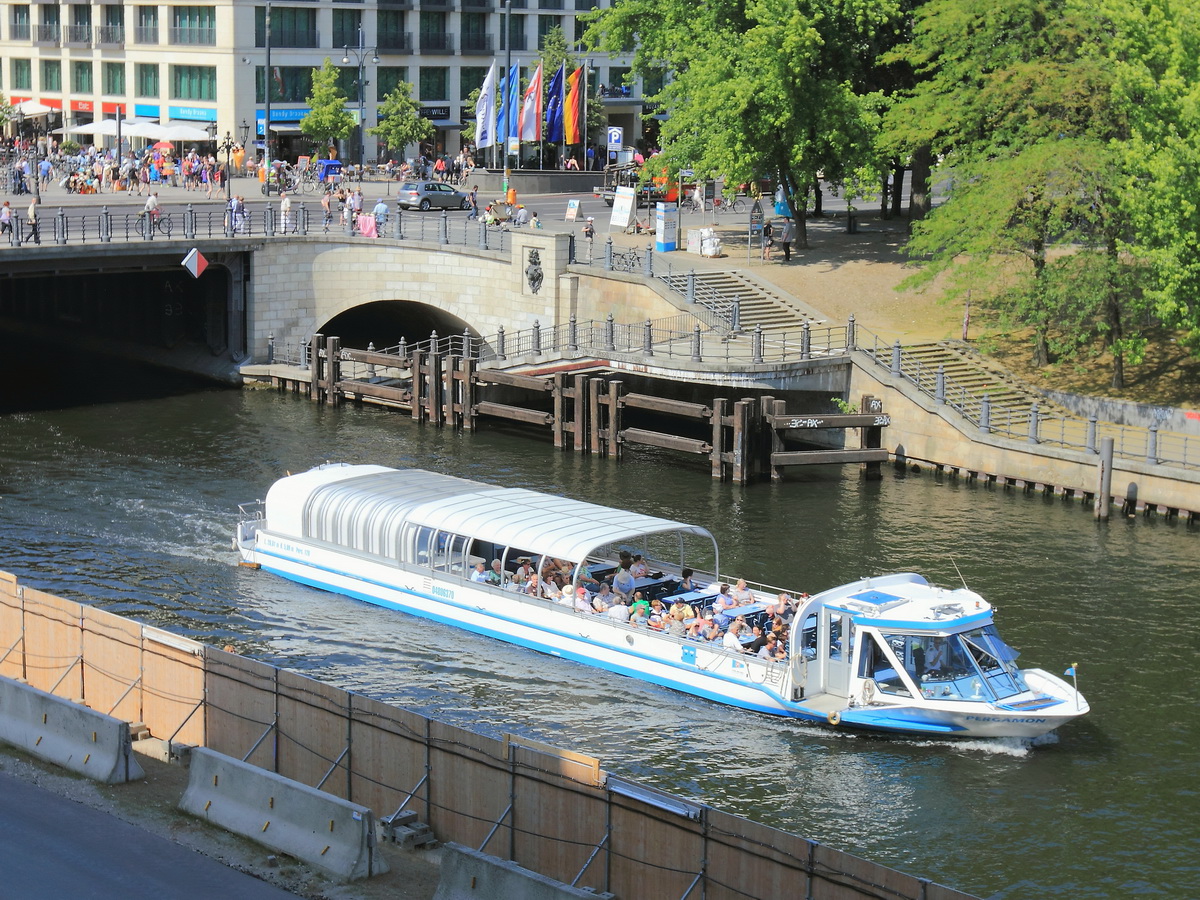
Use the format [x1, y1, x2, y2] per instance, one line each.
[861, 634, 914, 697]
[434, 532, 470, 575]
[960, 627, 1028, 698]
[405, 525, 435, 567]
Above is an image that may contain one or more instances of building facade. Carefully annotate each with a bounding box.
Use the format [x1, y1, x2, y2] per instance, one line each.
[0, 0, 644, 164]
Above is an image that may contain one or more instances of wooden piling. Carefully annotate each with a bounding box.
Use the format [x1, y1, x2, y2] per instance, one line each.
[711, 398, 728, 481]
[461, 358, 476, 431]
[428, 351, 443, 427]
[552, 373, 566, 450]
[325, 336, 341, 406]
[573, 374, 588, 454]
[607, 381, 623, 460]
[588, 377, 604, 456]
[309, 333, 324, 404]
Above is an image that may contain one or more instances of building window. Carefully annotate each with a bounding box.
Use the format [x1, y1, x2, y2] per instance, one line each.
[419, 67, 448, 102]
[376, 9, 408, 51]
[41, 60, 62, 92]
[136, 62, 159, 97]
[537, 15, 558, 48]
[255, 7, 318, 48]
[335, 67, 359, 98]
[459, 66, 487, 101]
[332, 8, 359, 47]
[103, 62, 125, 95]
[376, 66, 409, 98]
[12, 59, 31, 91]
[255, 66, 312, 103]
[171, 6, 215, 45]
[11, 5, 30, 41]
[72, 61, 93, 93]
[171, 65, 216, 100]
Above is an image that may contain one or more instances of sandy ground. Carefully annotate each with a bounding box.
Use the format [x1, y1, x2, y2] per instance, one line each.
[0, 743, 443, 899]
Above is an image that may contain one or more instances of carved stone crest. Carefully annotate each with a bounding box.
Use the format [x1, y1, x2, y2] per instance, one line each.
[525, 248, 544, 294]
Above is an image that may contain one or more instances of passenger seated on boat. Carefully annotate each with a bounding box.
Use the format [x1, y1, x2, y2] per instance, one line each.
[574, 561, 602, 589]
[648, 598, 669, 621]
[701, 618, 723, 642]
[711, 586, 738, 627]
[671, 596, 696, 620]
[629, 605, 649, 627]
[591, 583, 614, 613]
[514, 557, 536, 583]
[744, 625, 769, 655]
[630, 554, 650, 578]
[487, 559, 507, 586]
[630, 592, 650, 618]
[758, 633, 781, 660]
[765, 593, 793, 620]
[470, 561, 490, 583]
[674, 568, 699, 595]
[523, 573, 556, 599]
[610, 563, 635, 600]
[723, 621, 748, 653]
[574, 587, 597, 614]
[607, 596, 631, 623]
[684, 620, 705, 641]
[730, 578, 754, 605]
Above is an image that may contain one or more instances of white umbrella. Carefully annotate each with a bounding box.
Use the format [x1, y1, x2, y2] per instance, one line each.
[68, 121, 108, 135]
[14, 99, 53, 116]
[161, 123, 213, 141]
[125, 122, 165, 139]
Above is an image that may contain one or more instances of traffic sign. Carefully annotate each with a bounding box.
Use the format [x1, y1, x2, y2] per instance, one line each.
[606, 126, 624, 151]
[181, 248, 208, 279]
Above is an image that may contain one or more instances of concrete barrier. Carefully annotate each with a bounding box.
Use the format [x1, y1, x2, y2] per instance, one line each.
[179, 747, 388, 881]
[0, 675, 145, 784]
[433, 843, 615, 900]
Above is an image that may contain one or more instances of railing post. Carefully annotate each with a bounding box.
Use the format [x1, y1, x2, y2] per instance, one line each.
[643, 243, 653, 278]
[398, 336, 408, 361]
[800, 320, 811, 360]
[267, 332, 275, 365]
[643, 319, 654, 357]
[605, 314, 616, 352]
[686, 269, 696, 304]
[890, 340, 902, 377]
[1028, 403, 1040, 444]
[752, 323, 764, 363]
[979, 396, 992, 433]
[478, 219, 488, 249]
[298, 203, 309, 236]
[367, 341, 377, 380]
[532, 320, 542, 355]
[604, 236, 614, 271]
[12, 213, 21, 247]
[568, 314, 578, 351]
[55, 207, 67, 244]
[568, 233, 576, 264]
[496, 325, 506, 361]
[392, 209, 403, 240]
[144, 208, 155, 241]
[847, 314, 857, 351]
[461, 328, 473, 358]
[1147, 424, 1159, 464]
[344, 208, 354, 236]
[439, 209, 449, 245]
[691, 323, 702, 362]
[184, 203, 196, 240]
[730, 299, 741, 333]
[267, 207, 277, 237]
[1087, 416, 1098, 453]
[99, 206, 112, 243]
[935, 365, 946, 404]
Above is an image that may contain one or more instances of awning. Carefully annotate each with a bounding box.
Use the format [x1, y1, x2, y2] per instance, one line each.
[433, 121, 465, 129]
[268, 124, 304, 134]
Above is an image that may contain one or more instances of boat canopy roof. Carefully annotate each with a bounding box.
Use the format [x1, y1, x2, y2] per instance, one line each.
[265, 464, 716, 564]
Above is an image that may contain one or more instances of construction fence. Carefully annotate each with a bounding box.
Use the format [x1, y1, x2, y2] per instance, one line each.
[0, 571, 978, 900]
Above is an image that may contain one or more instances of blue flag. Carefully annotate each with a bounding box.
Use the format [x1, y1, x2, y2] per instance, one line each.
[1064, 665, 1077, 677]
[544, 64, 565, 143]
[505, 63, 520, 145]
[496, 70, 508, 144]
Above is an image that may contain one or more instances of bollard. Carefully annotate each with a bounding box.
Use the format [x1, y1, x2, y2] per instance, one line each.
[568, 233, 576, 264]
[267, 207, 277, 237]
[398, 336, 408, 361]
[1028, 403, 1040, 444]
[478, 219, 488, 250]
[54, 207, 67, 244]
[979, 395, 992, 433]
[1095, 436, 1114, 520]
[532, 321, 542, 355]
[1147, 424, 1159, 464]
[568, 314, 578, 352]
[686, 270, 696, 304]
[496, 325, 506, 360]
[643, 244, 654, 278]
[144, 209, 155, 242]
[691, 323, 703, 362]
[184, 203, 196, 240]
[12, 214, 21, 247]
[604, 236, 614, 271]
[1086, 415, 1098, 453]
[847, 314, 857, 351]
[298, 204, 309, 235]
[891, 340, 902, 377]
[801, 320, 811, 360]
[439, 210, 449, 245]
[730, 299, 741, 333]
[267, 332, 276, 365]
[935, 365, 946, 404]
[99, 206, 112, 243]
[752, 324, 764, 363]
[643, 319, 654, 357]
[605, 314, 616, 352]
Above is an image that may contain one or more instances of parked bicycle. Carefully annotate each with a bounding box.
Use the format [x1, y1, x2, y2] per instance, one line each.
[611, 246, 641, 272]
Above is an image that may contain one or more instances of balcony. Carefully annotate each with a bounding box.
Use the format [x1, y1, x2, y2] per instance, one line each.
[95, 24, 124, 45]
[65, 23, 91, 44]
[168, 26, 216, 45]
[377, 29, 413, 51]
[574, 0, 598, 8]
[460, 0, 493, 9]
[271, 29, 321, 48]
[10, 22, 31, 40]
[539, 0, 563, 8]
[420, 0, 450, 6]
[134, 24, 158, 43]
[418, 31, 454, 52]
[460, 32, 492, 53]
[378, 0, 412, 7]
[34, 23, 60, 44]
[500, 32, 527, 51]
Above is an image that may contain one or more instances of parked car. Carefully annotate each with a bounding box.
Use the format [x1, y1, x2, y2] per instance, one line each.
[396, 182, 471, 211]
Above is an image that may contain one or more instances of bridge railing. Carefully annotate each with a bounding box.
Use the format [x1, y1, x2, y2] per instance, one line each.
[856, 324, 1199, 471]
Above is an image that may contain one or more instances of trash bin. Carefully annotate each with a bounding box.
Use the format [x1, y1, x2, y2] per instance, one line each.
[846, 212, 858, 234]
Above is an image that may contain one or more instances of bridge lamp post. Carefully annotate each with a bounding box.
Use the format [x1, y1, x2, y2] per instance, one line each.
[342, 30, 378, 172]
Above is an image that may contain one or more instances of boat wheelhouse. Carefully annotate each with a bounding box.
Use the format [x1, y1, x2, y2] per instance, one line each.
[235, 464, 1089, 739]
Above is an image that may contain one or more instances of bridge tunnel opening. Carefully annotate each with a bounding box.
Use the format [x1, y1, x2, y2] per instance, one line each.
[318, 300, 478, 352]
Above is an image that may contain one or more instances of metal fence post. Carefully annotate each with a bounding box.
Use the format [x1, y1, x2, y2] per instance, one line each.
[439, 210, 449, 245]
[847, 314, 857, 351]
[643, 319, 654, 357]
[1147, 424, 1159, 464]
[891, 340, 902, 377]
[800, 320, 811, 360]
[99, 206, 112, 243]
[935, 365, 946, 404]
[144, 209, 155, 241]
[1028, 403, 1040, 444]
[496, 325, 506, 360]
[54, 207, 67, 245]
[730, 299, 741, 333]
[687, 269, 696, 304]
[568, 233, 576, 264]
[267, 207, 277, 237]
[605, 314, 616, 352]
[691, 323, 702, 362]
[979, 396, 992, 433]
[752, 324, 764, 363]
[1087, 416, 1098, 453]
[643, 244, 654, 278]
[12, 214, 21, 247]
[604, 236, 614, 271]
[568, 314, 578, 351]
[298, 203, 309, 236]
[184, 203, 196, 240]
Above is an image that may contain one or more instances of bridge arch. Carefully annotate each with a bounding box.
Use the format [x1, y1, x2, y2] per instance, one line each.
[318, 299, 477, 349]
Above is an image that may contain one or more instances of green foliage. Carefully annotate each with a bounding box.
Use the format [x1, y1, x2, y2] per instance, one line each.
[369, 80, 433, 156]
[300, 59, 355, 152]
[59, 139, 82, 156]
[830, 397, 856, 414]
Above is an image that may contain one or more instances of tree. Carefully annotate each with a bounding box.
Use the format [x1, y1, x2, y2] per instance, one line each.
[300, 59, 355, 157]
[369, 81, 433, 160]
[584, 0, 900, 248]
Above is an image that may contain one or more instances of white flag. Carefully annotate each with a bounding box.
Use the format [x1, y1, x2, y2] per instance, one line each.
[518, 64, 543, 143]
[476, 62, 497, 149]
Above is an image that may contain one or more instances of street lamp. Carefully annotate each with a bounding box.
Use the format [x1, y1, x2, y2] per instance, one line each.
[342, 29, 378, 171]
[219, 130, 236, 179]
[239, 118, 251, 146]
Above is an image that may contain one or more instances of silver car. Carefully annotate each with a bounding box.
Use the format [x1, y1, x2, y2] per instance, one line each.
[396, 181, 471, 211]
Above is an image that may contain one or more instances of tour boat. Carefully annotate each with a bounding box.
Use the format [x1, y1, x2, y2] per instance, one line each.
[234, 464, 1089, 739]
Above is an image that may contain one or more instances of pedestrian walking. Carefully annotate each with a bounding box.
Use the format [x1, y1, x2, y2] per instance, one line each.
[279, 191, 293, 233]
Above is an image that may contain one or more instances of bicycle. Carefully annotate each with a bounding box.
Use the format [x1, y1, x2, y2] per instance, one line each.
[611, 247, 641, 272]
[135, 211, 173, 238]
[713, 194, 747, 215]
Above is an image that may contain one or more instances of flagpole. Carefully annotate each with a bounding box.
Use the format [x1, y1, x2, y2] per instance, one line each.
[582, 59, 589, 171]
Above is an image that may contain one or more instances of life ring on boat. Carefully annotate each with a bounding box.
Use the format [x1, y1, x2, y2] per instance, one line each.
[861, 679, 876, 705]
[827, 710, 841, 726]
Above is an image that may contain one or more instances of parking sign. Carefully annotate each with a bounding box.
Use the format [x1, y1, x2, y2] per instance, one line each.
[607, 126, 624, 151]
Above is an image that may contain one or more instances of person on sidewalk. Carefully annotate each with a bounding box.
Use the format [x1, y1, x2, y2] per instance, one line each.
[778, 217, 795, 262]
[25, 197, 40, 244]
[279, 191, 293, 233]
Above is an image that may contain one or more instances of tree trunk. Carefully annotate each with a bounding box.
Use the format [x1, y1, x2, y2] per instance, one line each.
[812, 179, 823, 217]
[880, 171, 890, 220]
[908, 144, 933, 223]
[891, 160, 905, 219]
[1106, 234, 1125, 389]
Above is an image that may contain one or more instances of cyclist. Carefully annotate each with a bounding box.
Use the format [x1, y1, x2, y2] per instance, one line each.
[143, 191, 161, 224]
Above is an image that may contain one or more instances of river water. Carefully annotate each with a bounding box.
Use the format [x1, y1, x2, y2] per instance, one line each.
[0, 363, 1196, 900]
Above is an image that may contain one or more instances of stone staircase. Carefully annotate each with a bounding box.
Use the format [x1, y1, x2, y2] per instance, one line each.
[658, 270, 824, 332]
